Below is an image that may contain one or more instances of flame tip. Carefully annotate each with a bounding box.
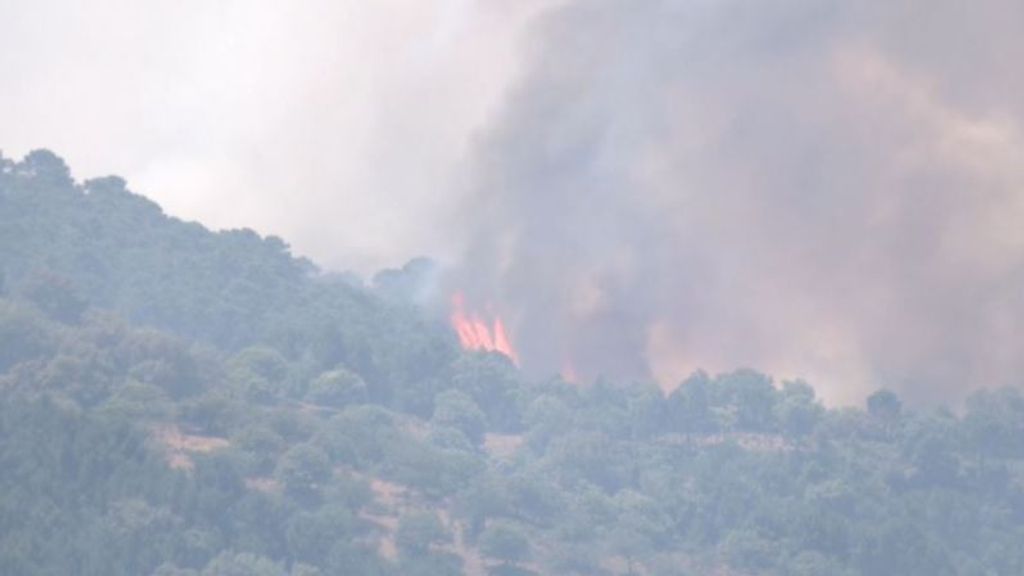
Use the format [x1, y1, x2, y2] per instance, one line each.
[450, 290, 519, 365]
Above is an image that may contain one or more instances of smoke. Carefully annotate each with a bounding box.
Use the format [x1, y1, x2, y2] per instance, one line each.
[453, 0, 1024, 404]
[6, 0, 1023, 403]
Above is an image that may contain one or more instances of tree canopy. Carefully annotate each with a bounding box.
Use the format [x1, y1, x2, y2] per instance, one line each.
[2, 151, 1024, 575]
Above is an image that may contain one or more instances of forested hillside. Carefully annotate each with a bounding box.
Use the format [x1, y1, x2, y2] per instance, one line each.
[3, 150, 1024, 576]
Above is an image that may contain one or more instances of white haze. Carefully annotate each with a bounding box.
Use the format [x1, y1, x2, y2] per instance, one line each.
[0, 0, 557, 272]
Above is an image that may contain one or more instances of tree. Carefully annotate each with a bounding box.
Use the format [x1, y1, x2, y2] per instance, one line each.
[395, 511, 451, 555]
[399, 552, 464, 576]
[607, 491, 671, 574]
[964, 387, 1024, 459]
[488, 565, 539, 576]
[0, 149, 13, 177]
[276, 444, 332, 499]
[285, 506, 356, 566]
[665, 371, 718, 434]
[853, 519, 955, 576]
[231, 424, 286, 474]
[480, 520, 531, 567]
[322, 405, 399, 465]
[227, 346, 289, 404]
[371, 257, 438, 304]
[120, 329, 206, 398]
[775, 380, 823, 438]
[867, 389, 902, 422]
[716, 370, 778, 432]
[20, 270, 88, 324]
[98, 380, 174, 422]
[867, 389, 903, 437]
[546, 431, 630, 491]
[786, 551, 854, 576]
[0, 300, 53, 371]
[96, 498, 182, 575]
[523, 394, 574, 451]
[305, 367, 367, 408]
[901, 414, 960, 488]
[19, 149, 73, 188]
[200, 551, 284, 576]
[724, 529, 777, 573]
[432, 389, 487, 445]
[450, 354, 523, 432]
[151, 564, 199, 576]
[289, 564, 322, 576]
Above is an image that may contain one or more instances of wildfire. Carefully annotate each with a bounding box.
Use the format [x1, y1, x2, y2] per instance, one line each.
[450, 292, 519, 364]
[561, 359, 578, 383]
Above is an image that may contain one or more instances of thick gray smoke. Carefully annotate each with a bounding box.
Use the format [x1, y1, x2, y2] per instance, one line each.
[454, 0, 1024, 404]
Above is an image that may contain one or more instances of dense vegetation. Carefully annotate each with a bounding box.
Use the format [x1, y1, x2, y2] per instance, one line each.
[3, 150, 1024, 576]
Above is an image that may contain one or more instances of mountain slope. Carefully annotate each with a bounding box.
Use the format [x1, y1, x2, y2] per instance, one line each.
[2, 150, 1024, 576]
[0, 149, 453, 410]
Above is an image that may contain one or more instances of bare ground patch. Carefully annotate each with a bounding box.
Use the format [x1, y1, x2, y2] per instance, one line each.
[153, 424, 230, 471]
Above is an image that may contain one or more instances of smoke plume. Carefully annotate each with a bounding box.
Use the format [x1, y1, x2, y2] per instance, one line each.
[453, 0, 1024, 404]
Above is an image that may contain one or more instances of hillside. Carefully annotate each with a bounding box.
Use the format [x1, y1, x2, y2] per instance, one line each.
[2, 150, 1024, 576]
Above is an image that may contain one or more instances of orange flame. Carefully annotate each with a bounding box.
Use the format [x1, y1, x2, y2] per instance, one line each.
[451, 292, 519, 364]
[561, 359, 578, 383]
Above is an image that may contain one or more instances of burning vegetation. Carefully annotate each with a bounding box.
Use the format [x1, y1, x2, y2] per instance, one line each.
[449, 292, 518, 364]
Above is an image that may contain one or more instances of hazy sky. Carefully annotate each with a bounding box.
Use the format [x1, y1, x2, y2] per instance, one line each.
[5, 0, 1024, 403]
[1, 0, 556, 272]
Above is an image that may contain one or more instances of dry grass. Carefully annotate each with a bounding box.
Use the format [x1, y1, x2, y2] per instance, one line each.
[152, 425, 230, 472]
[484, 433, 524, 460]
[244, 476, 282, 493]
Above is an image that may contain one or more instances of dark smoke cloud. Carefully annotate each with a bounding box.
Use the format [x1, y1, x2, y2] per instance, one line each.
[454, 0, 1024, 404]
